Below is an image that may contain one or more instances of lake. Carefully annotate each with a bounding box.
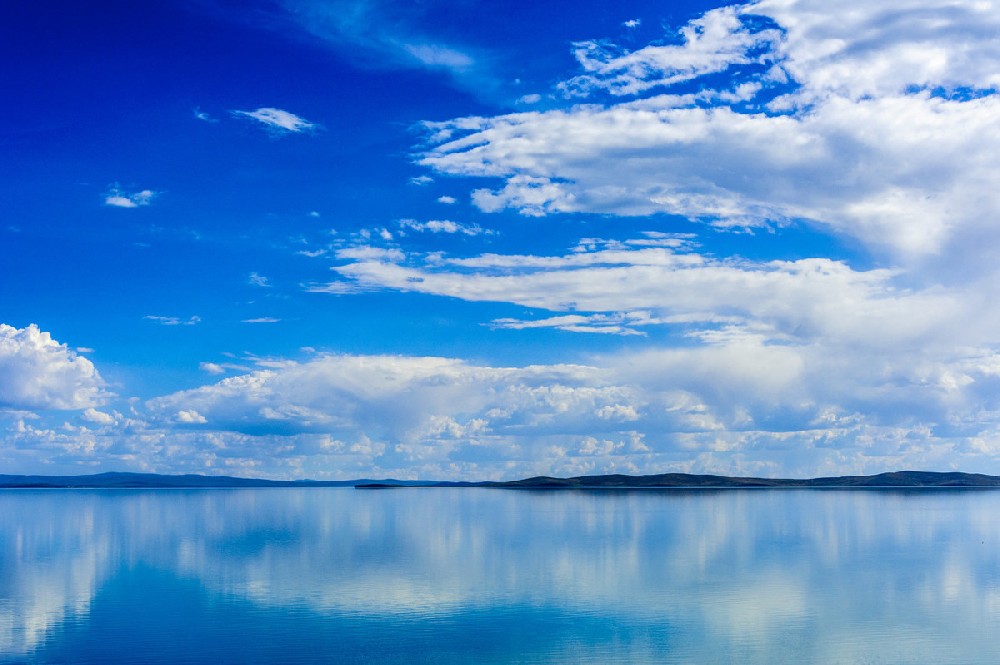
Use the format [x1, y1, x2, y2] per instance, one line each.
[2, 488, 999, 663]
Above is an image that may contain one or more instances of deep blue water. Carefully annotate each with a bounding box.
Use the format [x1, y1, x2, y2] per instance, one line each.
[2, 488, 1000, 663]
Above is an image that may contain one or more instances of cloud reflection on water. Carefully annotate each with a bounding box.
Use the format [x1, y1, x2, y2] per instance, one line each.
[2, 489, 1000, 662]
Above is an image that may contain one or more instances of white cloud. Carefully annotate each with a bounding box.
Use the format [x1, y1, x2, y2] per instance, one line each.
[319, 236, 963, 346]
[176, 410, 208, 424]
[242, 318, 281, 324]
[130, 342, 1000, 478]
[622, 18, 641, 29]
[14, 0, 1000, 480]
[231, 107, 319, 134]
[298, 227, 1000, 473]
[0, 324, 107, 410]
[416, 0, 1000, 267]
[595, 404, 640, 421]
[248, 272, 271, 287]
[336, 245, 405, 262]
[398, 219, 492, 236]
[193, 107, 218, 123]
[104, 185, 157, 209]
[490, 311, 661, 336]
[436, 195, 457, 205]
[402, 43, 474, 70]
[82, 408, 115, 425]
[147, 354, 628, 444]
[144, 315, 201, 326]
[561, 6, 777, 97]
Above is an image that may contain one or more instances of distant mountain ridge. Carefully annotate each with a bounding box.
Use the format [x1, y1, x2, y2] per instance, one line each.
[475, 471, 1000, 488]
[2, 470, 1000, 489]
[0, 472, 419, 489]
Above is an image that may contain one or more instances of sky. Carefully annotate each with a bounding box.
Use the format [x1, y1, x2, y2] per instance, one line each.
[3, 0, 1000, 480]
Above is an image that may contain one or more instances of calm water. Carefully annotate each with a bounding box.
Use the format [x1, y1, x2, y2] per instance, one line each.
[2, 488, 1000, 664]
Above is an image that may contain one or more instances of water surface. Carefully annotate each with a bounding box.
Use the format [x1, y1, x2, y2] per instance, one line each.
[2, 488, 999, 663]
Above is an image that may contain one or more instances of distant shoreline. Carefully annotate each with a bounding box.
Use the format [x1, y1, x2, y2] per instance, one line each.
[3, 470, 1000, 490]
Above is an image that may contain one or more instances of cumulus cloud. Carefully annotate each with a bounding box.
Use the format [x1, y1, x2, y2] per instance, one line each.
[82, 408, 115, 425]
[104, 185, 157, 209]
[129, 341, 1000, 479]
[0, 324, 107, 410]
[176, 410, 208, 424]
[231, 107, 319, 134]
[147, 354, 632, 442]
[6, 321, 1000, 477]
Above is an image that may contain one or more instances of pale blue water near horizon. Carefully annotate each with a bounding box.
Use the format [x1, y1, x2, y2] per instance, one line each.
[2, 488, 1000, 664]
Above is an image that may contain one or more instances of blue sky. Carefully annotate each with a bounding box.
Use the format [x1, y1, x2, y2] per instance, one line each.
[3, 0, 1000, 480]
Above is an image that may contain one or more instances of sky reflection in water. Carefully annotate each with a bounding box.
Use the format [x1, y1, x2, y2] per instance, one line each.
[2, 489, 1000, 663]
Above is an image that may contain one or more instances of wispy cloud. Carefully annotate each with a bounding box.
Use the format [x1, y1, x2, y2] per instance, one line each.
[248, 272, 271, 288]
[489, 312, 660, 336]
[192, 107, 218, 123]
[313, 232, 975, 356]
[104, 185, 157, 209]
[277, 1, 478, 75]
[144, 315, 201, 326]
[241, 317, 281, 324]
[398, 219, 493, 236]
[205, 0, 504, 101]
[231, 107, 319, 135]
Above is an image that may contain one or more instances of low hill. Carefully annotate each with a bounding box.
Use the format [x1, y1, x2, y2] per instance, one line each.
[0, 472, 410, 489]
[3, 470, 999, 489]
[481, 471, 1000, 489]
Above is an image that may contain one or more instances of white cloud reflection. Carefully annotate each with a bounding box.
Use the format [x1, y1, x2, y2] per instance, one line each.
[3, 490, 1000, 661]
